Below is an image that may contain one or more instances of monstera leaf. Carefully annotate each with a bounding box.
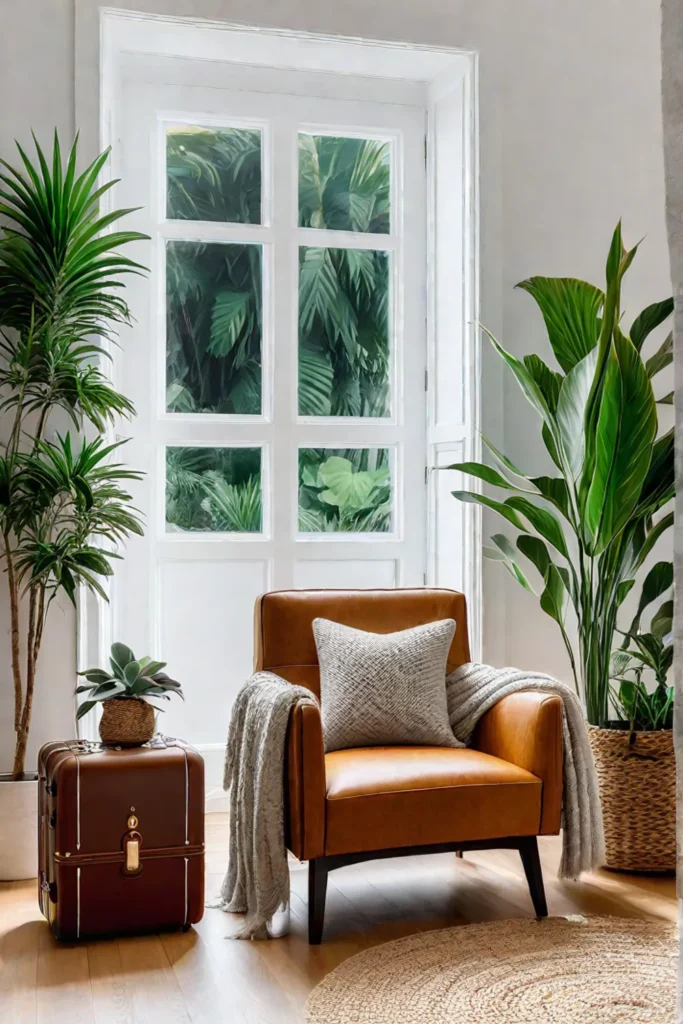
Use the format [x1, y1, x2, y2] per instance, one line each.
[318, 457, 388, 513]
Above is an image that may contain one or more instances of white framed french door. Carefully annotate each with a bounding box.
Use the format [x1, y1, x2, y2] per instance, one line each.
[110, 69, 428, 751]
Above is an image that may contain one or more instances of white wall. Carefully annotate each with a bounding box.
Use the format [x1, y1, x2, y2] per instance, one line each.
[0, 0, 670, 770]
[0, 1, 78, 773]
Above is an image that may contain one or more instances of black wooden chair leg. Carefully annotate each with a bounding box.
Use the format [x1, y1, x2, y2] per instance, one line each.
[518, 837, 548, 918]
[308, 858, 328, 944]
[455, 850, 464, 859]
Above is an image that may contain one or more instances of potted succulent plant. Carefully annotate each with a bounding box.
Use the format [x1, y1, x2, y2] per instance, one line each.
[77, 643, 183, 746]
[449, 223, 674, 872]
[0, 133, 145, 879]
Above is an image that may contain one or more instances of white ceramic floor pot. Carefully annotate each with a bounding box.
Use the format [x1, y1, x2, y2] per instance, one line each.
[0, 776, 38, 880]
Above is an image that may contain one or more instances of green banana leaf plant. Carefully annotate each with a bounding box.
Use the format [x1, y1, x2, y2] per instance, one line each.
[449, 224, 674, 727]
[0, 133, 146, 777]
[610, 588, 673, 735]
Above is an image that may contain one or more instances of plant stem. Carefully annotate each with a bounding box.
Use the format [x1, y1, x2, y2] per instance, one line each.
[25, 588, 37, 717]
[6, 535, 23, 744]
[12, 585, 47, 779]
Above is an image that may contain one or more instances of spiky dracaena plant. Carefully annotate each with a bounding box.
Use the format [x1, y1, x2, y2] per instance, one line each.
[0, 133, 146, 777]
[449, 225, 673, 727]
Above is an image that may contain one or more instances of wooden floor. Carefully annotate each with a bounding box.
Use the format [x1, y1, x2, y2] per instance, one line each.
[1, 813, 675, 1023]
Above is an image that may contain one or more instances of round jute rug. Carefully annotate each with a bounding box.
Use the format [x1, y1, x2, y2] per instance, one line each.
[306, 916, 677, 1023]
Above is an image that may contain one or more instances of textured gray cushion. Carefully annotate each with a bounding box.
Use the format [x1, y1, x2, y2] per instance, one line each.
[312, 617, 458, 752]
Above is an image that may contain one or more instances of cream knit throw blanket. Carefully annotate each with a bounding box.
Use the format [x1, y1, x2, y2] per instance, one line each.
[215, 671, 316, 939]
[446, 664, 605, 879]
[217, 663, 604, 938]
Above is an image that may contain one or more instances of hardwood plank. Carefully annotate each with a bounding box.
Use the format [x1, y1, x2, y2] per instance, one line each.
[116, 934, 190, 1024]
[195, 903, 300, 1024]
[0, 815, 676, 1024]
[0, 892, 40, 1024]
[36, 925, 94, 1024]
[87, 941, 134, 1024]
[160, 926, 248, 1024]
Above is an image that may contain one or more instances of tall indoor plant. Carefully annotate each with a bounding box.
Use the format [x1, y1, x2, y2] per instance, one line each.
[450, 225, 674, 869]
[0, 133, 145, 875]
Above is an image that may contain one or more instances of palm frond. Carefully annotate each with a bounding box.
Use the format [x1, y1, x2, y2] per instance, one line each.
[0, 132, 147, 343]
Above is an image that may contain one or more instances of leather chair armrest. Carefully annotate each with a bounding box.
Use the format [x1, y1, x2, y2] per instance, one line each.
[473, 691, 563, 835]
[285, 701, 326, 860]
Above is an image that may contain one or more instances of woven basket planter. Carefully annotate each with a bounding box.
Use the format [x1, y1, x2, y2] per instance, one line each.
[99, 698, 155, 747]
[588, 725, 675, 873]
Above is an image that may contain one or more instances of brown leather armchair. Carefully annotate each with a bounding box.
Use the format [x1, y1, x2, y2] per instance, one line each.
[254, 588, 563, 943]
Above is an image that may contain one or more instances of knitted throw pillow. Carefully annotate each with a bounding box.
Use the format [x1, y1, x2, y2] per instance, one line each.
[312, 617, 458, 753]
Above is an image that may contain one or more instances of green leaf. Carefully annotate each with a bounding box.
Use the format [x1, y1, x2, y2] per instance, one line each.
[636, 428, 674, 517]
[481, 434, 529, 479]
[299, 246, 342, 335]
[484, 328, 556, 428]
[77, 668, 112, 684]
[298, 341, 333, 416]
[515, 277, 604, 372]
[630, 298, 673, 351]
[645, 332, 673, 378]
[202, 475, 262, 532]
[539, 563, 568, 625]
[318, 457, 387, 513]
[451, 490, 526, 530]
[517, 534, 551, 578]
[110, 642, 135, 679]
[490, 533, 535, 593]
[616, 579, 636, 606]
[76, 699, 97, 721]
[0, 133, 148, 343]
[628, 561, 673, 635]
[445, 461, 515, 489]
[528, 476, 571, 520]
[142, 660, 167, 677]
[542, 422, 563, 470]
[88, 680, 127, 701]
[504, 496, 569, 557]
[483, 546, 506, 561]
[555, 347, 598, 479]
[123, 661, 141, 687]
[208, 291, 250, 357]
[651, 599, 673, 640]
[633, 512, 674, 571]
[584, 330, 657, 553]
[580, 226, 638, 521]
[657, 391, 674, 405]
[522, 354, 564, 412]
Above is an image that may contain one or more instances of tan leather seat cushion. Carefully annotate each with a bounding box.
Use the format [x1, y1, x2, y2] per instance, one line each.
[324, 747, 542, 855]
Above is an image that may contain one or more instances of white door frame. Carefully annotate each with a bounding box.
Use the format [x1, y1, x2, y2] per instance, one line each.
[77, 13, 481, 781]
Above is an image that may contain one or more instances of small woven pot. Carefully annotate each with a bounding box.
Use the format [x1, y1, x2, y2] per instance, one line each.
[99, 698, 155, 747]
[588, 724, 675, 873]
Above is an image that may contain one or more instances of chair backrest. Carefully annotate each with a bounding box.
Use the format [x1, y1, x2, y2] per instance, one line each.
[253, 588, 471, 698]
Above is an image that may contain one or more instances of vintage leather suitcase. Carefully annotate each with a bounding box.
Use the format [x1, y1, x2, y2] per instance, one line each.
[38, 738, 205, 939]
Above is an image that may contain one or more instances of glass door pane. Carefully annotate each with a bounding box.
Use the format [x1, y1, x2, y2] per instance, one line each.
[298, 133, 390, 233]
[166, 240, 263, 415]
[165, 446, 263, 533]
[298, 246, 390, 417]
[166, 125, 262, 224]
[298, 447, 393, 533]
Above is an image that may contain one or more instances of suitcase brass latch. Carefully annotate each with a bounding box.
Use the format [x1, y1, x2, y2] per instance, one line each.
[123, 825, 142, 876]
